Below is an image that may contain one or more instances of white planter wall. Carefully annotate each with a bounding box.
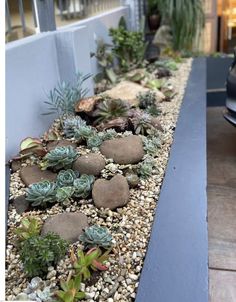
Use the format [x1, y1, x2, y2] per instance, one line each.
[5, 6, 129, 161]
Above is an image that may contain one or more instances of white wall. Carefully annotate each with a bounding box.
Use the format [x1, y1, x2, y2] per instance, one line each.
[5, 6, 129, 162]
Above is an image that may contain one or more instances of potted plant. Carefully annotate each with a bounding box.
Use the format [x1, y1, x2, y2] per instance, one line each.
[147, 0, 161, 31]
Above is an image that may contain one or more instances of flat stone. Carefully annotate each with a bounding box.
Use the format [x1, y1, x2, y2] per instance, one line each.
[13, 195, 29, 214]
[103, 81, 149, 107]
[73, 153, 105, 176]
[20, 165, 57, 186]
[92, 175, 130, 210]
[41, 212, 88, 243]
[75, 95, 101, 113]
[46, 140, 77, 152]
[100, 135, 144, 164]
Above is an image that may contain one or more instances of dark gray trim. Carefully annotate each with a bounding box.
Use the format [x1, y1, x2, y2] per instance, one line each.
[207, 57, 232, 90]
[5, 164, 10, 234]
[135, 58, 208, 302]
[35, 0, 56, 32]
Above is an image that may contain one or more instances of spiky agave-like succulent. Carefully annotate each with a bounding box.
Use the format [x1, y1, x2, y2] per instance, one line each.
[137, 91, 157, 109]
[94, 98, 129, 124]
[56, 169, 78, 187]
[41, 146, 78, 171]
[74, 125, 94, 141]
[73, 175, 95, 198]
[86, 134, 103, 149]
[26, 180, 57, 207]
[79, 225, 113, 249]
[56, 187, 75, 205]
[63, 116, 87, 138]
[130, 112, 154, 135]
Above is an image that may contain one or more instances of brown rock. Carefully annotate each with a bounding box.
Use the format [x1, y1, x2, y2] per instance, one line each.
[41, 212, 88, 243]
[46, 140, 77, 152]
[150, 117, 163, 131]
[10, 159, 22, 172]
[75, 96, 101, 113]
[92, 175, 130, 210]
[103, 81, 149, 107]
[100, 135, 144, 164]
[13, 195, 29, 214]
[20, 165, 57, 186]
[73, 153, 105, 176]
[96, 117, 128, 132]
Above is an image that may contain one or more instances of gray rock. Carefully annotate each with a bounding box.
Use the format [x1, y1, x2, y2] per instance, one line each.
[125, 173, 140, 188]
[92, 175, 130, 210]
[41, 212, 88, 243]
[73, 153, 105, 176]
[11, 159, 22, 172]
[46, 140, 77, 152]
[13, 195, 29, 214]
[100, 135, 144, 164]
[20, 165, 57, 186]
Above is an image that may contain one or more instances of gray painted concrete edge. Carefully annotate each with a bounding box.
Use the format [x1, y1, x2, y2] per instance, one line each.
[135, 58, 208, 302]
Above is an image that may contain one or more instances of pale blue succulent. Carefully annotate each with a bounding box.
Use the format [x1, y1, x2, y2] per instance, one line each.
[73, 174, 95, 198]
[79, 225, 113, 249]
[26, 181, 57, 207]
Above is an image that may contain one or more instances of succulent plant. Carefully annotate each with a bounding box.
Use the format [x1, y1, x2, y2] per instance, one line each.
[63, 116, 87, 138]
[145, 79, 163, 90]
[130, 111, 154, 135]
[73, 175, 95, 198]
[137, 91, 157, 109]
[56, 274, 85, 302]
[16, 277, 56, 302]
[70, 247, 110, 281]
[79, 225, 113, 249]
[138, 157, 156, 179]
[56, 169, 78, 188]
[93, 98, 129, 124]
[18, 137, 46, 159]
[56, 187, 75, 205]
[14, 217, 41, 242]
[155, 59, 178, 71]
[40, 146, 78, 171]
[74, 125, 94, 141]
[86, 134, 103, 149]
[26, 180, 57, 208]
[146, 104, 162, 116]
[20, 233, 68, 277]
[143, 136, 161, 156]
[43, 129, 61, 142]
[98, 129, 117, 141]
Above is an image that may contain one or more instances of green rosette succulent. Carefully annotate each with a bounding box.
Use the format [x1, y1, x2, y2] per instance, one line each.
[26, 180, 57, 207]
[56, 169, 78, 187]
[86, 134, 103, 149]
[74, 125, 94, 141]
[63, 116, 87, 138]
[79, 225, 113, 249]
[73, 175, 95, 198]
[56, 186, 75, 205]
[41, 146, 78, 171]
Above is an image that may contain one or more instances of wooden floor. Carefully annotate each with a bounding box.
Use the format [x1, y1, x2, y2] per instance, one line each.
[207, 107, 236, 302]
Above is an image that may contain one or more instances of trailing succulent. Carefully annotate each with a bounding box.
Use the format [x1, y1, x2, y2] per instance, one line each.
[14, 217, 41, 242]
[26, 180, 57, 208]
[62, 116, 87, 138]
[57, 275, 85, 302]
[40, 146, 78, 171]
[73, 175, 95, 198]
[93, 98, 129, 125]
[20, 233, 68, 277]
[79, 225, 113, 249]
[56, 169, 78, 188]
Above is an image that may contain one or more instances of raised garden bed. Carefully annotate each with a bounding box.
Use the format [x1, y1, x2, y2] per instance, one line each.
[6, 55, 193, 302]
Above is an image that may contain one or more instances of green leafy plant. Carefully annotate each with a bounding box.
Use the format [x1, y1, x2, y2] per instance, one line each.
[73, 175, 95, 198]
[70, 247, 110, 281]
[143, 136, 161, 156]
[57, 274, 85, 302]
[14, 217, 41, 242]
[93, 98, 128, 124]
[145, 79, 163, 90]
[92, 39, 117, 84]
[56, 187, 75, 205]
[138, 157, 156, 179]
[158, 0, 204, 50]
[56, 169, 78, 188]
[86, 134, 103, 149]
[155, 59, 178, 71]
[79, 225, 113, 249]
[26, 180, 57, 207]
[40, 146, 78, 171]
[20, 233, 68, 277]
[74, 125, 94, 141]
[63, 116, 87, 138]
[43, 73, 91, 118]
[137, 91, 157, 109]
[109, 26, 146, 71]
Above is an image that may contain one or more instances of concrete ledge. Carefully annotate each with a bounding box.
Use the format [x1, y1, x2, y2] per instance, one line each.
[135, 58, 208, 302]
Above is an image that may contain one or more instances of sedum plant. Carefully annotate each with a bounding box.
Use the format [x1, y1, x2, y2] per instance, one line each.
[86, 134, 103, 149]
[70, 247, 110, 281]
[57, 274, 85, 302]
[26, 180, 57, 208]
[93, 98, 128, 125]
[63, 116, 87, 138]
[73, 175, 95, 198]
[14, 217, 41, 242]
[56, 169, 78, 188]
[56, 187, 75, 206]
[79, 225, 113, 249]
[20, 233, 68, 277]
[41, 146, 78, 171]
